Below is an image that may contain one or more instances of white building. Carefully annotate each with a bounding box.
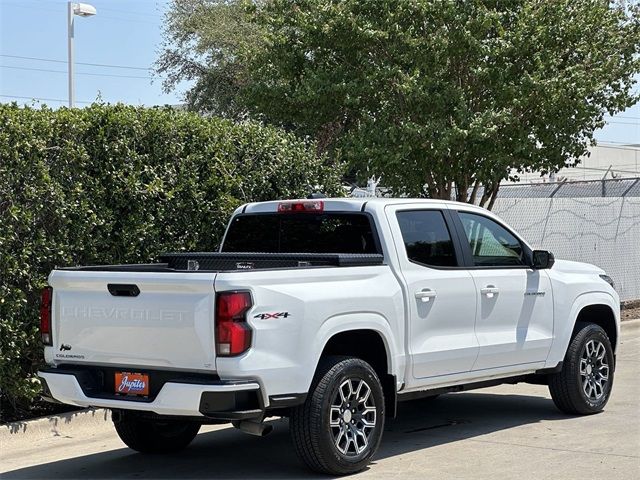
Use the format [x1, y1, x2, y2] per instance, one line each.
[513, 144, 640, 183]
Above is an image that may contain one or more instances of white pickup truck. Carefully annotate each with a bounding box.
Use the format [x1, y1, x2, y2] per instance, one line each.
[38, 198, 619, 475]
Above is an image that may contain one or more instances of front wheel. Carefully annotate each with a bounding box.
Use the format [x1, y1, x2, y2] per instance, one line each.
[290, 356, 385, 475]
[549, 322, 615, 415]
[113, 412, 201, 453]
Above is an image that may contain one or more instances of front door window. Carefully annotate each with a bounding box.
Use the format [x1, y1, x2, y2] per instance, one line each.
[458, 212, 524, 266]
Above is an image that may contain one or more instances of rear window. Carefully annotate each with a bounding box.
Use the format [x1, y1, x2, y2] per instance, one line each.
[396, 210, 458, 267]
[221, 213, 380, 254]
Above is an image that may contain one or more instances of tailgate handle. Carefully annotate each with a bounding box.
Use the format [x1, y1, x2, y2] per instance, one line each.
[107, 284, 140, 297]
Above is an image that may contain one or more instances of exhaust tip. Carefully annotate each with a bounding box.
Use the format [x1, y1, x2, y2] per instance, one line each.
[233, 420, 273, 437]
[261, 423, 274, 436]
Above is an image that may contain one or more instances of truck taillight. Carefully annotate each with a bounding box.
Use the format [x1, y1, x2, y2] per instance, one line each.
[215, 291, 252, 356]
[40, 286, 53, 346]
[277, 200, 324, 213]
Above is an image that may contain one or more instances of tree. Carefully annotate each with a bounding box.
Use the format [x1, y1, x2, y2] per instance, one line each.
[158, 0, 640, 207]
[157, 0, 265, 118]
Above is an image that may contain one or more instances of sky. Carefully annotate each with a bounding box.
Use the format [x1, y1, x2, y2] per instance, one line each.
[0, 0, 638, 146]
[0, 0, 182, 106]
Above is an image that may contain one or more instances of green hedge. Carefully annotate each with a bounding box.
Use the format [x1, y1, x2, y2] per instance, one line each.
[0, 103, 343, 419]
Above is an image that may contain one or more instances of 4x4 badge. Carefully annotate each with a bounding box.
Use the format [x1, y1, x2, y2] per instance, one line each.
[253, 312, 291, 320]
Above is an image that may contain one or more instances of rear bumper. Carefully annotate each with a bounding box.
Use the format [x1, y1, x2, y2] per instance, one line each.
[38, 368, 263, 420]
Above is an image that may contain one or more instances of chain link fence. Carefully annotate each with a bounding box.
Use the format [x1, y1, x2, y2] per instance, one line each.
[490, 178, 640, 301]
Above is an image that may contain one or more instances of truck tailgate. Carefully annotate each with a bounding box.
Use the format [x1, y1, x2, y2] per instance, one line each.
[48, 270, 218, 371]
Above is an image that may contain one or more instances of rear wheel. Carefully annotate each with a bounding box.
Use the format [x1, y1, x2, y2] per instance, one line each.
[549, 323, 614, 415]
[113, 412, 201, 453]
[290, 356, 385, 475]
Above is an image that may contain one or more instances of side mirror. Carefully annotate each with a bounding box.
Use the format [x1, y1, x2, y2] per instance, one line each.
[532, 250, 555, 269]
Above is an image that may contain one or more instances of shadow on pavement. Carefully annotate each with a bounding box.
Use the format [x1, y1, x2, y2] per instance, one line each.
[3, 391, 572, 479]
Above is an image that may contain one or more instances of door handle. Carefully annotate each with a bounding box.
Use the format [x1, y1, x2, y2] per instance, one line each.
[415, 288, 437, 302]
[480, 285, 499, 298]
[107, 284, 140, 297]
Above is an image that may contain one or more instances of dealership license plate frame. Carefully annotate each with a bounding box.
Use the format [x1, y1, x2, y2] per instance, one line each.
[114, 371, 150, 397]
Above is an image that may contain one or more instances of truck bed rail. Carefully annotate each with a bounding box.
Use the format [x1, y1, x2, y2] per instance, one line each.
[160, 252, 385, 270]
[59, 253, 385, 272]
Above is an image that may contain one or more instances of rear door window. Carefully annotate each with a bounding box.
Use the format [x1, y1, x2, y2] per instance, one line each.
[396, 210, 458, 267]
[221, 213, 379, 254]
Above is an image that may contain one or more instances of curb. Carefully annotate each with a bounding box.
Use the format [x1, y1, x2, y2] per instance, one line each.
[0, 408, 111, 447]
[621, 299, 640, 310]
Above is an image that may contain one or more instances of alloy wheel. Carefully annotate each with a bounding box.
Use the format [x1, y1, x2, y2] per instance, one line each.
[329, 378, 377, 456]
[579, 339, 610, 401]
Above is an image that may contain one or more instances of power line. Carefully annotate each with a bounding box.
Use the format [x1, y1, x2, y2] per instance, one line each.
[0, 94, 92, 105]
[92, 14, 158, 26]
[605, 120, 640, 126]
[566, 165, 640, 174]
[97, 6, 164, 19]
[2, 2, 59, 14]
[1, 65, 152, 80]
[597, 140, 640, 146]
[2, 1, 159, 24]
[607, 115, 640, 121]
[0, 54, 150, 71]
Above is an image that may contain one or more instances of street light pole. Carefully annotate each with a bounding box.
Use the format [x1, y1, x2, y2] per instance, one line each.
[67, 2, 96, 108]
[67, 2, 74, 108]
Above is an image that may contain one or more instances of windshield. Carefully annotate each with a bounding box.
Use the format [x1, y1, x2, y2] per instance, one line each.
[221, 213, 380, 254]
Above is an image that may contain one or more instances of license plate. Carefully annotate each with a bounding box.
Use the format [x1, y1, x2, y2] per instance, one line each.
[115, 372, 149, 396]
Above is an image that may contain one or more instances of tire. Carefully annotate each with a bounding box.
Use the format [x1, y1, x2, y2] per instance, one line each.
[549, 322, 615, 415]
[290, 356, 385, 475]
[113, 412, 201, 454]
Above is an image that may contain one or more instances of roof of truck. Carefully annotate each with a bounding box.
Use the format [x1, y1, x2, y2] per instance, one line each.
[240, 197, 484, 214]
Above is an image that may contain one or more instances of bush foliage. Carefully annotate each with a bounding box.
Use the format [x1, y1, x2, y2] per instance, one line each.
[0, 103, 343, 418]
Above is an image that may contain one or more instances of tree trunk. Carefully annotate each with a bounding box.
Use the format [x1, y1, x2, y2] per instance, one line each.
[479, 183, 501, 210]
[426, 176, 452, 200]
[455, 178, 469, 203]
[479, 185, 491, 208]
[468, 180, 480, 205]
[486, 184, 500, 211]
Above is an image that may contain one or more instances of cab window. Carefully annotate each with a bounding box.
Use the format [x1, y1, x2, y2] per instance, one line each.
[222, 213, 379, 254]
[396, 210, 458, 267]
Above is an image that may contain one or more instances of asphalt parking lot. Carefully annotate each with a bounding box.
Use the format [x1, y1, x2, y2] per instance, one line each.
[2, 320, 639, 480]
